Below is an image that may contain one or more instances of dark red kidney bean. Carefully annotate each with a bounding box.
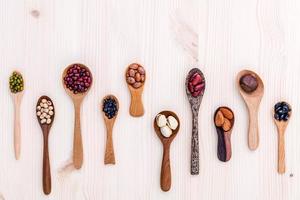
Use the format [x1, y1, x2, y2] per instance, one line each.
[191, 74, 202, 86]
[192, 90, 201, 97]
[188, 82, 194, 93]
[194, 83, 204, 92]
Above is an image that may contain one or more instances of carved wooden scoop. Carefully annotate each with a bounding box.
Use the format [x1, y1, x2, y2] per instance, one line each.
[273, 101, 292, 174]
[36, 96, 55, 195]
[185, 68, 205, 175]
[10, 71, 24, 160]
[62, 63, 93, 169]
[214, 107, 235, 162]
[154, 111, 180, 192]
[101, 95, 119, 165]
[237, 70, 264, 150]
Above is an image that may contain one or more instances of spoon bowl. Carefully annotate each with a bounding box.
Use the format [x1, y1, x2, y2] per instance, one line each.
[185, 68, 205, 175]
[153, 110, 180, 192]
[125, 63, 146, 117]
[102, 95, 119, 165]
[36, 95, 55, 195]
[62, 63, 93, 169]
[237, 69, 264, 150]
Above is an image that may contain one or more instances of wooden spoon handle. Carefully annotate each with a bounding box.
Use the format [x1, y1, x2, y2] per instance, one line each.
[278, 133, 285, 174]
[14, 102, 21, 160]
[130, 91, 144, 117]
[216, 128, 226, 162]
[248, 108, 259, 150]
[161, 144, 171, 192]
[224, 132, 232, 162]
[191, 112, 199, 175]
[42, 128, 51, 195]
[104, 127, 115, 165]
[73, 102, 83, 169]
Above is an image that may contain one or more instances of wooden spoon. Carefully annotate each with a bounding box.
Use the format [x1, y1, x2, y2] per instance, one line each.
[185, 68, 205, 175]
[154, 111, 180, 192]
[10, 71, 24, 160]
[101, 95, 119, 165]
[125, 63, 145, 117]
[36, 96, 55, 195]
[62, 63, 93, 169]
[214, 107, 235, 162]
[237, 70, 264, 150]
[273, 102, 292, 174]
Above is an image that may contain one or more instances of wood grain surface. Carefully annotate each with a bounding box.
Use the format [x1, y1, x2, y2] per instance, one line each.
[0, 0, 300, 199]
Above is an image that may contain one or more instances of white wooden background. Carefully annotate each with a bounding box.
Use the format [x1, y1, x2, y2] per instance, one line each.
[0, 0, 300, 199]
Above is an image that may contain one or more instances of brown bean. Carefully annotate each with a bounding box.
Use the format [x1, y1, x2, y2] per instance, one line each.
[220, 108, 233, 120]
[129, 69, 136, 77]
[127, 77, 135, 84]
[133, 82, 142, 88]
[129, 63, 139, 70]
[137, 66, 145, 75]
[215, 111, 225, 127]
[140, 75, 145, 82]
[222, 118, 232, 132]
[135, 72, 141, 82]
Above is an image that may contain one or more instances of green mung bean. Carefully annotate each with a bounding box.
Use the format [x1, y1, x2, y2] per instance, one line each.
[9, 72, 24, 93]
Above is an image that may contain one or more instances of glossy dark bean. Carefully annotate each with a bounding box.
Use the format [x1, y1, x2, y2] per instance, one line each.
[103, 97, 118, 119]
[274, 101, 291, 121]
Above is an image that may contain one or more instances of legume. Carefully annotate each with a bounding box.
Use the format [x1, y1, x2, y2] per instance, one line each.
[188, 72, 205, 97]
[103, 97, 118, 119]
[37, 98, 54, 125]
[126, 63, 145, 89]
[274, 101, 291, 121]
[9, 72, 24, 93]
[239, 74, 258, 93]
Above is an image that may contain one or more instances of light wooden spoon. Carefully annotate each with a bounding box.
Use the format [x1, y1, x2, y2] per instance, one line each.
[36, 96, 55, 195]
[273, 102, 291, 174]
[62, 63, 93, 169]
[125, 63, 146, 117]
[185, 68, 205, 175]
[10, 71, 24, 160]
[102, 95, 119, 165]
[154, 111, 180, 192]
[237, 70, 264, 150]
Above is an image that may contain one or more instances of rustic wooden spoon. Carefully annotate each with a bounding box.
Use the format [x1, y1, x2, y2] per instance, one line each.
[125, 63, 145, 117]
[273, 102, 291, 174]
[102, 95, 119, 165]
[36, 96, 55, 195]
[62, 63, 93, 169]
[154, 111, 180, 192]
[214, 107, 235, 162]
[237, 70, 264, 150]
[10, 71, 24, 160]
[185, 68, 205, 175]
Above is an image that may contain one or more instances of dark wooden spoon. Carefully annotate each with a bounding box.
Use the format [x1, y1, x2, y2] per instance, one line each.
[36, 96, 55, 195]
[154, 111, 180, 192]
[185, 68, 205, 175]
[214, 107, 235, 162]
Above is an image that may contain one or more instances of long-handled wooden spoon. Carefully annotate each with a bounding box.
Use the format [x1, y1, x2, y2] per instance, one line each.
[125, 63, 146, 117]
[237, 70, 264, 150]
[36, 96, 55, 195]
[154, 111, 180, 192]
[185, 68, 205, 175]
[9, 71, 24, 160]
[273, 101, 292, 174]
[102, 95, 119, 165]
[62, 63, 93, 169]
[214, 107, 235, 162]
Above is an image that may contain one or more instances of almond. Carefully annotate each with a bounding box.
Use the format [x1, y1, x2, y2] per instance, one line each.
[220, 108, 233, 120]
[222, 118, 232, 132]
[215, 111, 225, 127]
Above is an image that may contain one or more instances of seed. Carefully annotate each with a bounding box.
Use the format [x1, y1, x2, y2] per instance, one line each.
[9, 71, 24, 93]
[41, 119, 47, 124]
[215, 111, 224, 127]
[37, 112, 41, 116]
[49, 111, 54, 115]
[129, 63, 139, 69]
[129, 69, 136, 77]
[135, 73, 141, 82]
[222, 118, 232, 132]
[239, 74, 258, 93]
[127, 77, 135, 84]
[133, 82, 142, 88]
[46, 119, 52, 124]
[220, 108, 233, 120]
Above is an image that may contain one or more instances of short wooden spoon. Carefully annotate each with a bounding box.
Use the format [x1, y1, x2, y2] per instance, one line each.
[125, 63, 146, 117]
[273, 102, 292, 174]
[62, 63, 93, 169]
[102, 95, 119, 165]
[36, 96, 55, 195]
[10, 71, 24, 160]
[237, 70, 264, 150]
[154, 111, 180, 192]
[185, 68, 205, 175]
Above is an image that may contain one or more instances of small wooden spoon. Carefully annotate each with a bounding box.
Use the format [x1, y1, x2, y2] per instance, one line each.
[154, 111, 180, 192]
[125, 63, 145, 117]
[273, 102, 292, 174]
[185, 68, 205, 175]
[214, 107, 235, 162]
[101, 95, 119, 165]
[237, 70, 264, 150]
[10, 71, 24, 160]
[36, 96, 55, 195]
[62, 63, 93, 169]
